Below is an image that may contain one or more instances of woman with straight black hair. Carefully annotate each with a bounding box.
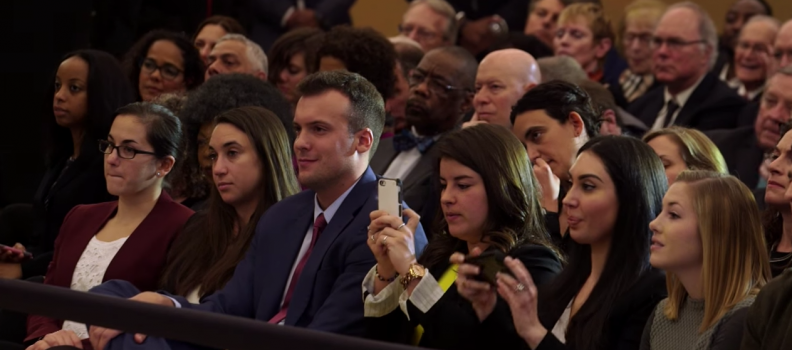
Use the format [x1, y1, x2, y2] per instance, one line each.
[0, 50, 135, 281]
[475, 136, 668, 350]
[123, 30, 204, 102]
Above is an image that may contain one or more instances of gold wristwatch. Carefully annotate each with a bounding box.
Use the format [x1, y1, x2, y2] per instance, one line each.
[400, 263, 426, 289]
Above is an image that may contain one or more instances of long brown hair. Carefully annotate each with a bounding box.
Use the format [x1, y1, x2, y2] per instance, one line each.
[664, 171, 770, 332]
[642, 126, 728, 174]
[161, 106, 300, 297]
[418, 124, 557, 268]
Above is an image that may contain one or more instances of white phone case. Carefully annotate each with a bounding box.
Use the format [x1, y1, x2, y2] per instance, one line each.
[377, 178, 403, 219]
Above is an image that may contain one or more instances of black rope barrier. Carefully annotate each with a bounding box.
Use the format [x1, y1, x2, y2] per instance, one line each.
[0, 279, 418, 350]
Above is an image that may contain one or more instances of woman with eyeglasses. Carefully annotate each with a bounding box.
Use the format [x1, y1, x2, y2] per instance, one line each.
[24, 102, 194, 350]
[123, 30, 205, 102]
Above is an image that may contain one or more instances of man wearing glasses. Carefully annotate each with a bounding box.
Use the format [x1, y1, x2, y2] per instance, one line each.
[628, 2, 746, 132]
[371, 46, 477, 231]
[399, 0, 458, 52]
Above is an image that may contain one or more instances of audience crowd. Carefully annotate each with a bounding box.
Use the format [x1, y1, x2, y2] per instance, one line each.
[2, 1, 792, 350]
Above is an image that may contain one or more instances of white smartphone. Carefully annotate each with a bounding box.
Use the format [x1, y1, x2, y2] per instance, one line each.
[378, 177, 403, 219]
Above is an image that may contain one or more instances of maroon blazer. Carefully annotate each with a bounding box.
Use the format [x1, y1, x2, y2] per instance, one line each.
[26, 191, 193, 344]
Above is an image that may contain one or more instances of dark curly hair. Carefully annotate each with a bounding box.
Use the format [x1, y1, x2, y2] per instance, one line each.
[178, 74, 295, 200]
[268, 28, 324, 86]
[123, 30, 205, 100]
[315, 26, 397, 100]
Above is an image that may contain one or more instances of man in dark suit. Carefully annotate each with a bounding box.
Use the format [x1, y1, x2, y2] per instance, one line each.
[628, 3, 746, 133]
[87, 71, 428, 350]
[707, 66, 792, 190]
[247, 0, 355, 51]
[371, 46, 477, 232]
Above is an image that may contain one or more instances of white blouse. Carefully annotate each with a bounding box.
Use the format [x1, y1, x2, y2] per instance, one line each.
[551, 300, 573, 344]
[62, 236, 128, 339]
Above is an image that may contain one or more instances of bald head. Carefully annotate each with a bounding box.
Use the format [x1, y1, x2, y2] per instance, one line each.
[472, 49, 541, 128]
[776, 20, 792, 71]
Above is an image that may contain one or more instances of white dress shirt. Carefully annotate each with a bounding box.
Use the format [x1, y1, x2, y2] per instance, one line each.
[651, 75, 706, 131]
[383, 128, 440, 181]
[361, 265, 445, 321]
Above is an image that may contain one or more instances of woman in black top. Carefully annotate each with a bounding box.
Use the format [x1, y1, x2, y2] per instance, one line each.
[763, 120, 792, 277]
[0, 50, 135, 280]
[477, 136, 669, 350]
[363, 124, 563, 350]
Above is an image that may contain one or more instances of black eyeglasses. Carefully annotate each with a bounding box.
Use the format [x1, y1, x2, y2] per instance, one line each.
[140, 58, 183, 81]
[650, 37, 707, 51]
[408, 71, 461, 95]
[98, 140, 156, 159]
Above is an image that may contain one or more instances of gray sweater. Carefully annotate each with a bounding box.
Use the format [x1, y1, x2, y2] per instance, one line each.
[639, 296, 755, 350]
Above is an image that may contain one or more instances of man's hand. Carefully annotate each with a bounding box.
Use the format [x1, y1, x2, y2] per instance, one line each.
[460, 16, 502, 55]
[89, 292, 174, 349]
[462, 113, 488, 129]
[26, 330, 83, 350]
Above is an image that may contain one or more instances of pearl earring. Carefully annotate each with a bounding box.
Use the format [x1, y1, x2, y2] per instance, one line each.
[157, 172, 161, 177]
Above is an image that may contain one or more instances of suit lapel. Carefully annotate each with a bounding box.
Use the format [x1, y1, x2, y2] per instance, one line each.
[674, 74, 715, 127]
[638, 89, 665, 128]
[285, 168, 376, 325]
[402, 143, 439, 192]
[370, 140, 398, 175]
[258, 193, 315, 318]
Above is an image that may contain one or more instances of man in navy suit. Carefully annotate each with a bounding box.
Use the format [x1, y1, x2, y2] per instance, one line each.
[87, 71, 427, 350]
[248, 0, 356, 51]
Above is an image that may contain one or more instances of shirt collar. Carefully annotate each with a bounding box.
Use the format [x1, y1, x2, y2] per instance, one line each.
[411, 126, 443, 141]
[313, 177, 361, 224]
[664, 74, 706, 108]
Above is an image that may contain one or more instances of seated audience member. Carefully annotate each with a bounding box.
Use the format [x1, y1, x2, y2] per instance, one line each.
[578, 79, 648, 136]
[25, 102, 194, 348]
[444, 0, 528, 57]
[86, 71, 428, 350]
[715, 0, 772, 85]
[644, 170, 770, 350]
[708, 66, 792, 190]
[387, 37, 424, 136]
[162, 106, 300, 303]
[736, 19, 792, 128]
[761, 121, 792, 277]
[537, 56, 588, 83]
[510, 80, 600, 244]
[554, 3, 614, 84]
[371, 46, 477, 233]
[612, 0, 666, 108]
[267, 28, 323, 106]
[643, 127, 728, 184]
[466, 49, 541, 128]
[478, 136, 668, 350]
[523, 0, 567, 53]
[205, 34, 269, 81]
[741, 271, 792, 350]
[398, 0, 457, 52]
[730, 16, 780, 102]
[628, 2, 746, 131]
[316, 26, 397, 102]
[192, 15, 246, 65]
[364, 124, 563, 349]
[124, 30, 205, 102]
[0, 50, 135, 282]
[180, 74, 294, 184]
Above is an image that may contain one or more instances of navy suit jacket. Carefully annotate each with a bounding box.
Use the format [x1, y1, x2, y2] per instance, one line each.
[248, 0, 355, 50]
[171, 167, 427, 336]
[627, 72, 746, 131]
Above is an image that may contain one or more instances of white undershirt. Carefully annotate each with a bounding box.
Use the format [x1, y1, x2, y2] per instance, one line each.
[651, 75, 705, 131]
[551, 300, 573, 344]
[383, 148, 422, 180]
[62, 236, 129, 339]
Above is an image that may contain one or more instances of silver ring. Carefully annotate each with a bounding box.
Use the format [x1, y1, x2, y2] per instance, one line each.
[396, 223, 406, 230]
[370, 235, 375, 242]
[382, 236, 388, 244]
[516, 283, 525, 292]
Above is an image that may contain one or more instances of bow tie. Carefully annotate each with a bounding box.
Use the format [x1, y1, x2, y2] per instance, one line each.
[393, 129, 435, 154]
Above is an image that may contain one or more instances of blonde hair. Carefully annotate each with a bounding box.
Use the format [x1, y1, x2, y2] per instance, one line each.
[558, 3, 614, 43]
[665, 171, 770, 332]
[643, 126, 728, 175]
[617, 0, 667, 53]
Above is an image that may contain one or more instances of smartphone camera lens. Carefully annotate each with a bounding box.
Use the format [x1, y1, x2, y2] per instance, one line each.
[379, 180, 385, 186]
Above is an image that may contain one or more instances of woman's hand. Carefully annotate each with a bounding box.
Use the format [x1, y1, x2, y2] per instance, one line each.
[0, 243, 28, 263]
[497, 257, 548, 350]
[26, 330, 83, 350]
[451, 247, 497, 322]
[369, 209, 420, 276]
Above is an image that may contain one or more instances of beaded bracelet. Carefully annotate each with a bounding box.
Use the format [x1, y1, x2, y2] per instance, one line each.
[375, 265, 399, 282]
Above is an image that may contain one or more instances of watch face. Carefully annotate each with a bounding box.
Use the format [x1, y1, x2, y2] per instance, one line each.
[412, 264, 426, 276]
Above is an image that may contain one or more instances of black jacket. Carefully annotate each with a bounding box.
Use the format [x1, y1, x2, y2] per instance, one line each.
[627, 73, 746, 131]
[23, 153, 113, 279]
[741, 268, 792, 350]
[366, 244, 563, 350]
[706, 126, 765, 190]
